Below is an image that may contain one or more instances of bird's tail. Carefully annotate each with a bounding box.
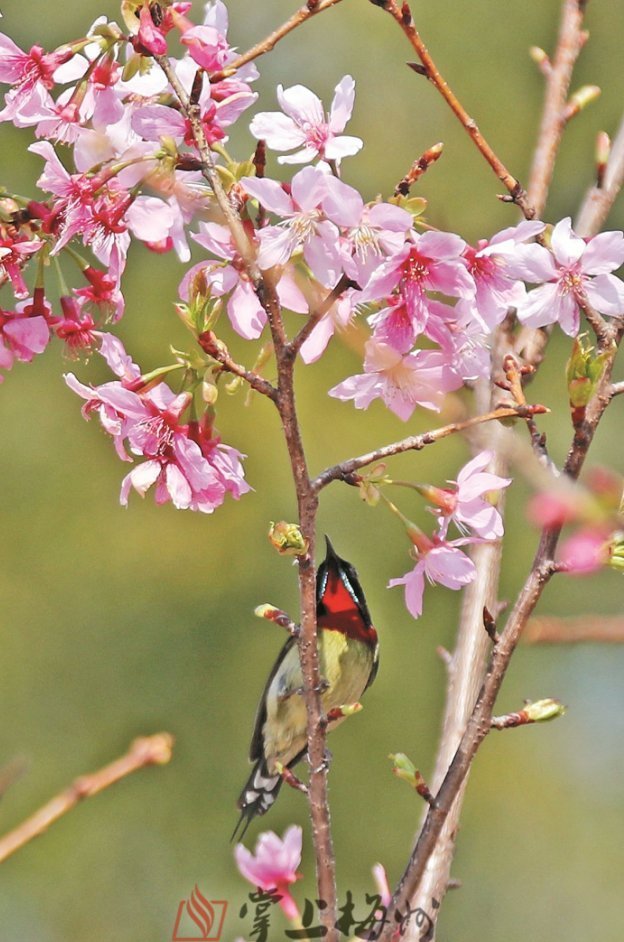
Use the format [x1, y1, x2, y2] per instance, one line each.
[231, 759, 283, 843]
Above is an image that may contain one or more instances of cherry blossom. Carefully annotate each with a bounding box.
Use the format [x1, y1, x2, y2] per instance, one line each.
[241, 167, 341, 282]
[0, 233, 42, 299]
[250, 76, 362, 165]
[431, 450, 511, 540]
[506, 217, 624, 336]
[235, 826, 302, 921]
[0, 290, 50, 381]
[558, 527, 612, 574]
[329, 339, 462, 420]
[363, 230, 475, 339]
[0, 33, 78, 123]
[389, 538, 477, 620]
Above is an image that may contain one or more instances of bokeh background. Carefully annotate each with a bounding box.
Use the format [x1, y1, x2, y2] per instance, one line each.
[1, 1, 623, 939]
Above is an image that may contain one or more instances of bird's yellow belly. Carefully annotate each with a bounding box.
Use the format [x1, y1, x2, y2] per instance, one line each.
[262, 630, 374, 771]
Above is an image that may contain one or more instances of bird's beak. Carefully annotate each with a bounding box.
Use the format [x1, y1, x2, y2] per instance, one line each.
[324, 535, 340, 563]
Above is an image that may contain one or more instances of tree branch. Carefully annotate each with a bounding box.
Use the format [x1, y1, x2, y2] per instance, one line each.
[379, 323, 623, 941]
[526, 0, 588, 217]
[312, 404, 547, 492]
[523, 614, 624, 644]
[375, 0, 534, 217]
[0, 734, 173, 865]
[209, 0, 346, 83]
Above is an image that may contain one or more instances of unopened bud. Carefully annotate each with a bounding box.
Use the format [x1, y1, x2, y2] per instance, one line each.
[254, 603, 280, 619]
[564, 85, 601, 122]
[529, 46, 551, 75]
[566, 336, 609, 426]
[268, 521, 309, 557]
[389, 752, 418, 787]
[523, 698, 566, 723]
[201, 380, 218, 405]
[595, 131, 611, 188]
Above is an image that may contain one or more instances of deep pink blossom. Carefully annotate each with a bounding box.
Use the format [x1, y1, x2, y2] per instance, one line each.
[135, 4, 168, 57]
[0, 290, 50, 381]
[64, 337, 248, 512]
[329, 340, 462, 420]
[389, 538, 477, 619]
[0, 234, 42, 299]
[250, 76, 362, 165]
[235, 826, 302, 921]
[432, 450, 511, 539]
[506, 217, 624, 336]
[363, 231, 475, 340]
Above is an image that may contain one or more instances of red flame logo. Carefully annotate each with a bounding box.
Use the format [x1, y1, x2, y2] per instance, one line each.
[171, 886, 228, 941]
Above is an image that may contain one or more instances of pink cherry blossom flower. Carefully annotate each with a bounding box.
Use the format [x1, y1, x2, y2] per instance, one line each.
[241, 167, 341, 283]
[0, 234, 42, 299]
[506, 217, 624, 336]
[135, 4, 168, 57]
[0, 289, 50, 381]
[389, 538, 477, 619]
[300, 290, 355, 364]
[329, 339, 462, 420]
[64, 336, 247, 512]
[320, 176, 412, 286]
[363, 231, 475, 338]
[180, 222, 306, 339]
[0, 33, 75, 123]
[250, 76, 362, 165]
[432, 450, 511, 540]
[459, 220, 544, 330]
[235, 826, 302, 921]
[558, 527, 611, 574]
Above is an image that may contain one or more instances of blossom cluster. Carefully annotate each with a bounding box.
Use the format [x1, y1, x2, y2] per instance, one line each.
[0, 1, 622, 581]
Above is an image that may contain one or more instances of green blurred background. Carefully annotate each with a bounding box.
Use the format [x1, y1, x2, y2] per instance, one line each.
[1, 1, 623, 939]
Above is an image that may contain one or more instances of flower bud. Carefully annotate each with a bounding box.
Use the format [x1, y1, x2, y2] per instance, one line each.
[268, 521, 309, 557]
[523, 699, 566, 723]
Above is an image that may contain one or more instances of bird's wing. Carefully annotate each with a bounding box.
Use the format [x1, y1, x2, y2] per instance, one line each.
[249, 634, 297, 762]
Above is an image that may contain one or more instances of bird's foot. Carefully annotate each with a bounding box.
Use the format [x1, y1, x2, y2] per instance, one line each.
[275, 762, 308, 795]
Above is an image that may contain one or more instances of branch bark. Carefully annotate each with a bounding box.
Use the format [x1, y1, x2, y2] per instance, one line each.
[0, 734, 173, 865]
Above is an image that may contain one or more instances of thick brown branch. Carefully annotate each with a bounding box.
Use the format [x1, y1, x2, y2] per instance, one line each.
[527, 0, 588, 216]
[198, 331, 278, 401]
[377, 0, 534, 217]
[0, 734, 173, 865]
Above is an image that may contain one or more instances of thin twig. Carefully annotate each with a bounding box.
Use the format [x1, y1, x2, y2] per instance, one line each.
[0, 734, 173, 865]
[198, 331, 278, 401]
[312, 404, 547, 492]
[576, 113, 624, 237]
[209, 0, 346, 82]
[375, 0, 534, 217]
[523, 614, 624, 644]
[394, 141, 444, 197]
[526, 0, 588, 217]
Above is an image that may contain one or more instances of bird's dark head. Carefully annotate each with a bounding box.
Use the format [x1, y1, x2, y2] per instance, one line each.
[316, 537, 375, 643]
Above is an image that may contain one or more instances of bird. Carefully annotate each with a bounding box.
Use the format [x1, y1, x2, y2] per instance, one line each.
[233, 537, 379, 841]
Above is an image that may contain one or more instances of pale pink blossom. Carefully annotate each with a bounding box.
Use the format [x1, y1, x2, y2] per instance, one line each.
[235, 826, 302, 921]
[0, 235, 42, 299]
[506, 217, 624, 336]
[321, 176, 412, 285]
[300, 291, 355, 364]
[433, 450, 511, 539]
[389, 539, 477, 619]
[329, 339, 462, 420]
[181, 222, 306, 339]
[250, 76, 362, 165]
[241, 167, 341, 283]
[460, 220, 544, 330]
